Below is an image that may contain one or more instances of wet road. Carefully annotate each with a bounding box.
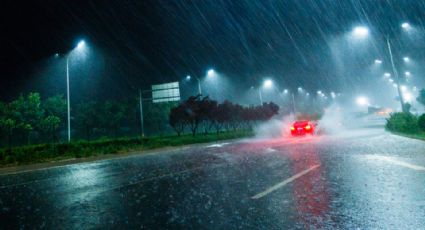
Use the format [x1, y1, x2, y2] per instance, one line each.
[1, 127, 425, 229]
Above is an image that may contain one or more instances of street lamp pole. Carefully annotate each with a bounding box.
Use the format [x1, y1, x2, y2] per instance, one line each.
[258, 88, 263, 105]
[386, 37, 406, 112]
[186, 75, 202, 95]
[66, 56, 71, 142]
[195, 76, 202, 95]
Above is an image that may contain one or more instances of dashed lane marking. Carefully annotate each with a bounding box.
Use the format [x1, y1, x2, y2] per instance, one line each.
[366, 155, 425, 171]
[251, 164, 320, 199]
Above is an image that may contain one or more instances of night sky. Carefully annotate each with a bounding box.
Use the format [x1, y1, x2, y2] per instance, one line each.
[2, 0, 425, 103]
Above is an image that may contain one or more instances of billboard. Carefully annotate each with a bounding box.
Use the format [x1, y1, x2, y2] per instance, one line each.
[151, 82, 180, 103]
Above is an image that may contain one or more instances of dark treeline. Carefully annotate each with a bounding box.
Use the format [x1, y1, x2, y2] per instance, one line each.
[0, 92, 174, 150]
[170, 95, 279, 136]
[0, 92, 280, 151]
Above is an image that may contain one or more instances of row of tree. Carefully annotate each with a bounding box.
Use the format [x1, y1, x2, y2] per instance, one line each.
[0, 93, 66, 150]
[169, 95, 279, 136]
[1, 92, 280, 149]
[0, 93, 144, 149]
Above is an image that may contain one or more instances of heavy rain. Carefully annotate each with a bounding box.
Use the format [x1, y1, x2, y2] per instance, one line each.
[1, 0, 425, 229]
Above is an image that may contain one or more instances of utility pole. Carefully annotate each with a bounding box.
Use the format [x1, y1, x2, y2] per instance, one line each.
[258, 88, 263, 105]
[292, 93, 296, 115]
[139, 89, 145, 137]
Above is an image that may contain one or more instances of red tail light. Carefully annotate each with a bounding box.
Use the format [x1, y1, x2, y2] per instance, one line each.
[305, 125, 311, 130]
[290, 126, 295, 131]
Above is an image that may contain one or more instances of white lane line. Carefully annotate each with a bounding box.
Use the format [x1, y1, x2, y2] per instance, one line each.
[251, 164, 320, 199]
[367, 155, 425, 171]
[206, 142, 230, 148]
[264, 147, 277, 153]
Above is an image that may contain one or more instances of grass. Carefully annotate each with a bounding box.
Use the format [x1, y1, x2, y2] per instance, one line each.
[0, 130, 254, 166]
[390, 131, 425, 141]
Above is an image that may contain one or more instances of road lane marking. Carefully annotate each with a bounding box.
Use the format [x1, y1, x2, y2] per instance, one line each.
[251, 164, 320, 199]
[367, 155, 425, 171]
[264, 147, 277, 153]
[206, 143, 230, 148]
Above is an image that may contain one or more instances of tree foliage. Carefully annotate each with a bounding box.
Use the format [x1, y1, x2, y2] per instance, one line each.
[75, 101, 100, 142]
[169, 96, 279, 136]
[418, 114, 425, 132]
[417, 89, 425, 107]
[385, 112, 418, 134]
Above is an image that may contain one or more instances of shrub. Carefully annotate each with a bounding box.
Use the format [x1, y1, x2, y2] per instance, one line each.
[386, 112, 418, 133]
[0, 130, 254, 165]
[418, 114, 425, 132]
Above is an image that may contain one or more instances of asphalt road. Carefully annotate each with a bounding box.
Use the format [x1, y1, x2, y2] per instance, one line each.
[1, 126, 425, 229]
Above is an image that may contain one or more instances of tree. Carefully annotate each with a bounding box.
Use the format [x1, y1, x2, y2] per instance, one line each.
[403, 102, 411, 113]
[199, 96, 218, 134]
[144, 102, 176, 136]
[169, 105, 186, 136]
[7, 94, 38, 145]
[183, 96, 202, 136]
[170, 96, 280, 136]
[385, 112, 418, 133]
[39, 115, 61, 143]
[75, 101, 99, 142]
[0, 101, 22, 152]
[44, 95, 66, 120]
[418, 114, 425, 132]
[417, 89, 425, 107]
[101, 101, 128, 137]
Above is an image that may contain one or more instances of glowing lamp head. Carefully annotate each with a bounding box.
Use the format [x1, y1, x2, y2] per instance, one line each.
[263, 79, 273, 88]
[76, 40, 85, 49]
[356, 96, 369, 106]
[352, 26, 369, 38]
[207, 69, 215, 77]
[401, 22, 410, 29]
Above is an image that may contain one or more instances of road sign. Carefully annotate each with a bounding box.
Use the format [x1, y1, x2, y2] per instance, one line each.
[151, 82, 180, 103]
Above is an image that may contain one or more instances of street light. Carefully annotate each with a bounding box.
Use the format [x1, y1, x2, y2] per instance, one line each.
[349, 25, 406, 111]
[66, 39, 86, 142]
[403, 92, 413, 102]
[352, 26, 369, 38]
[263, 79, 273, 88]
[403, 56, 410, 62]
[401, 22, 411, 30]
[185, 75, 202, 95]
[77, 40, 85, 49]
[374, 59, 382, 64]
[207, 69, 215, 78]
[356, 96, 369, 106]
[257, 79, 273, 105]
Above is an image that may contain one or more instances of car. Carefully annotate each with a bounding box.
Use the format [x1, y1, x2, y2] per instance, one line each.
[290, 120, 315, 136]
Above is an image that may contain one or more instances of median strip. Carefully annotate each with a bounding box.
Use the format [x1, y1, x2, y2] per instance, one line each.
[251, 164, 320, 199]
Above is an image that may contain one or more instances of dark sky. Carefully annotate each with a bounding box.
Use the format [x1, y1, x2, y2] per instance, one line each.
[1, 0, 425, 102]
